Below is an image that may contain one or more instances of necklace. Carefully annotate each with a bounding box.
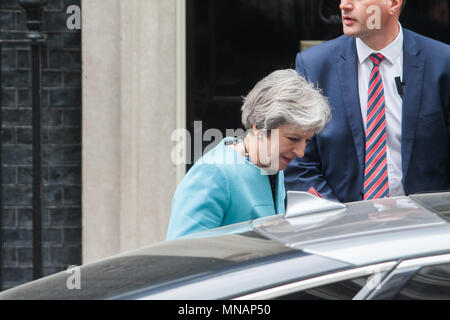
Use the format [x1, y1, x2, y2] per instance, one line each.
[235, 138, 249, 161]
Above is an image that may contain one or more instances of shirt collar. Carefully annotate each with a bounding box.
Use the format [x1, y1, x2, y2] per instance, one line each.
[356, 23, 404, 65]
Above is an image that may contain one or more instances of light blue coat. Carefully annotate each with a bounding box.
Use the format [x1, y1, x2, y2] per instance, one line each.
[166, 137, 286, 240]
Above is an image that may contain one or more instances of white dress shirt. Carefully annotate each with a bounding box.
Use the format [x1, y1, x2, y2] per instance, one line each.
[356, 24, 405, 196]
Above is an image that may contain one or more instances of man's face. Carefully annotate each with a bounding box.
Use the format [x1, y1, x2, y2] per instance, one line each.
[339, 0, 391, 39]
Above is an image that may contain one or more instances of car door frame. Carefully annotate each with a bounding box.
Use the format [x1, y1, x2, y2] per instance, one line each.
[233, 261, 398, 300]
[360, 253, 450, 300]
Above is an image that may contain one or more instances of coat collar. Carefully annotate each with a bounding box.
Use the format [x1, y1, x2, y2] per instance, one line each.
[338, 37, 366, 173]
[401, 29, 425, 181]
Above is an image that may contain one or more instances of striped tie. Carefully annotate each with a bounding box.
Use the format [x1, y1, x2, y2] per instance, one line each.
[363, 53, 389, 200]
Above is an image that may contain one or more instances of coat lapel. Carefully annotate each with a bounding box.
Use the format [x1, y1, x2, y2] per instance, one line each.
[401, 30, 425, 180]
[338, 38, 366, 173]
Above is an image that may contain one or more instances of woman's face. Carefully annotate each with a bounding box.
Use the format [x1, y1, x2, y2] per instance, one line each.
[255, 124, 314, 171]
[275, 124, 314, 170]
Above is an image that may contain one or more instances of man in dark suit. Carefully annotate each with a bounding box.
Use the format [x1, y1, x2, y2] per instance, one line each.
[285, 0, 450, 202]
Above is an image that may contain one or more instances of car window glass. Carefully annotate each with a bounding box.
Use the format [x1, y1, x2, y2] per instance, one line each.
[394, 263, 450, 300]
[409, 193, 450, 221]
[274, 276, 369, 300]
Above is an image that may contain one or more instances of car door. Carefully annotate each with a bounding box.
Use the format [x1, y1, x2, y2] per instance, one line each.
[233, 261, 397, 300]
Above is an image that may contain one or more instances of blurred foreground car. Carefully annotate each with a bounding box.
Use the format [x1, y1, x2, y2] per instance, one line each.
[1, 191, 450, 300]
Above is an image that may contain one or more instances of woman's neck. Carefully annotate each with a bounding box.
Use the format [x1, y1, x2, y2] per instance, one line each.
[232, 136, 249, 159]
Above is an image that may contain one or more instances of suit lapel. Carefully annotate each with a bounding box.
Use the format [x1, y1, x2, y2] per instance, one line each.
[401, 30, 425, 180]
[338, 38, 366, 173]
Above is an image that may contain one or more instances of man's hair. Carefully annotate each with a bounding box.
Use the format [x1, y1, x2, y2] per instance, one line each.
[401, 0, 407, 12]
[241, 69, 331, 134]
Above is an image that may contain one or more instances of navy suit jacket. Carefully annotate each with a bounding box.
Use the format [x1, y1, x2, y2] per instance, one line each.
[285, 29, 450, 203]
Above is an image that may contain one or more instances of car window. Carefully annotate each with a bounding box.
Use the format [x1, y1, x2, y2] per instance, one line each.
[274, 276, 370, 300]
[394, 263, 450, 300]
[0, 233, 297, 300]
[409, 193, 450, 221]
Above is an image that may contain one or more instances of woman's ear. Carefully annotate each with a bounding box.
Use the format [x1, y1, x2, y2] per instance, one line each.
[251, 124, 259, 136]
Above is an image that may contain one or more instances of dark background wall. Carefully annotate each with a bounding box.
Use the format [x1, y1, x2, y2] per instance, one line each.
[0, 0, 81, 290]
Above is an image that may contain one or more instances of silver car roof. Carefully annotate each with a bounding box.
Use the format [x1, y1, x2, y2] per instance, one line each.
[253, 192, 450, 265]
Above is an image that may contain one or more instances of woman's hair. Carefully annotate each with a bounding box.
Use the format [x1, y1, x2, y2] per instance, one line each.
[241, 69, 331, 134]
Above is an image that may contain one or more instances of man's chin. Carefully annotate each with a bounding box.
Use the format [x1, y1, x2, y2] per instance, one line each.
[342, 26, 361, 38]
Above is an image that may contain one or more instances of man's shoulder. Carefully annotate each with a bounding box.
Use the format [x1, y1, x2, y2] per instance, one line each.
[297, 35, 352, 60]
[403, 28, 450, 57]
[295, 35, 353, 75]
